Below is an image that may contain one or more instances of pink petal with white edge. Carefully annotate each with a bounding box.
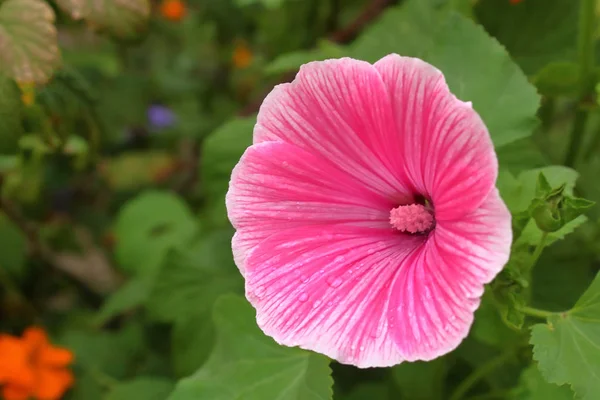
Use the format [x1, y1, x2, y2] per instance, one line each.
[227, 141, 395, 274]
[374, 54, 498, 221]
[388, 189, 511, 361]
[254, 58, 413, 201]
[245, 225, 425, 368]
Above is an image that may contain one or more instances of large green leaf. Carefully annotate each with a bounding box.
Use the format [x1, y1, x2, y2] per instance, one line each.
[351, 0, 540, 148]
[475, 0, 578, 76]
[497, 166, 579, 214]
[202, 117, 255, 202]
[146, 245, 243, 322]
[106, 378, 174, 400]
[530, 272, 600, 400]
[56, 0, 150, 39]
[168, 295, 333, 400]
[172, 312, 216, 378]
[0, 75, 23, 154]
[512, 365, 574, 400]
[0, 0, 61, 83]
[114, 191, 198, 276]
[94, 279, 151, 326]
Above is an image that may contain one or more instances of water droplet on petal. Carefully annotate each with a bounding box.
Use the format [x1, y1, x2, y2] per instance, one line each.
[300, 274, 309, 283]
[299, 292, 308, 302]
[367, 248, 375, 255]
[326, 276, 343, 288]
[334, 255, 345, 263]
[313, 300, 322, 308]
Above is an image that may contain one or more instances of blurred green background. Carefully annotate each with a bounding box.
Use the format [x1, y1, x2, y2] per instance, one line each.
[1, 0, 600, 399]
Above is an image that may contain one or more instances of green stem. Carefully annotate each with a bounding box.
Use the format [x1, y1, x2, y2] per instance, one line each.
[449, 351, 514, 400]
[565, 0, 596, 166]
[565, 109, 589, 167]
[529, 231, 548, 271]
[518, 306, 555, 319]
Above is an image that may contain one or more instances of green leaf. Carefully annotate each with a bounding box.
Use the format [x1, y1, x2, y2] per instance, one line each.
[114, 191, 198, 276]
[265, 41, 345, 75]
[531, 272, 600, 400]
[60, 322, 145, 379]
[0, 75, 23, 154]
[473, 291, 522, 347]
[475, 0, 578, 76]
[351, 0, 540, 148]
[95, 279, 151, 326]
[202, 117, 255, 202]
[496, 138, 547, 174]
[512, 365, 574, 400]
[0, 213, 27, 280]
[0, 0, 61, 83]
[172, 312, 216, 378]
[498, 166, 579, 213]
[518, 215, 588, 247]
[56, 0, 150, 40]
[391, 358, 446, 400]
[146, 245, 243, 322]
[106, 378, 174, 400]
[168, 295, 333, 400]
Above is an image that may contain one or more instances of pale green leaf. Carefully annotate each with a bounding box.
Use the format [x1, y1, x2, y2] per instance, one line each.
[498, 166, 579, 213]
[512, 365, 574, 400]
[168, 295, 333, 400]
[114, 191, 198, 276]
[95, 279, 150, 326]
[517, 215, 588, 247]
[106, 378, 174, 400]
[475, 0, 578, 76]
[146, 247, 243, 322]
[202, 117, 255, 201]
[265, 41, 345, 75]
[531, 272, 600, 400]
[351, 0, 540, 147]
[0, 0, 61, 83]
[56, 0, 150, 39]
[172, 312, 216, 378]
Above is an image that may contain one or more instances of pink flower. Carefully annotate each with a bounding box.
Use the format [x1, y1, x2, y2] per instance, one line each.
[226, 55, 512, 368]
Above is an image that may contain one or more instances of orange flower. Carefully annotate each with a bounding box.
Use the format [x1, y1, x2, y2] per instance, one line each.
[160, 0, 186, 21]
[232, 42, 253, 69]
[0, 327, 74, 400]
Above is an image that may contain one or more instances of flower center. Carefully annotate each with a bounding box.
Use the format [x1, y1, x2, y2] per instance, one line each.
[389, 203, 434, 234]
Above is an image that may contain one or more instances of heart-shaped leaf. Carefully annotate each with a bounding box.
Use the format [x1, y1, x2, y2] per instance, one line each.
[0, 0, 60, 83]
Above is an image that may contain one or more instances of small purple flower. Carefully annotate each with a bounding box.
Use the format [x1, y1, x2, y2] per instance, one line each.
[147, 104, 177, 130]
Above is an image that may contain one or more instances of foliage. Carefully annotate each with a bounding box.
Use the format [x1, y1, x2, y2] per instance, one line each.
[0, 0, 599, 399]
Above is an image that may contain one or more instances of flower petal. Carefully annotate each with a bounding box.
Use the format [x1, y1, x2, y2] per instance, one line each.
[2, 385, 30, 400]
[0, 336, 34, 388]
[34, 368, 74, 400]
[39, 346, 73, 367]
[254, 58, 411, 200]
[388, 190, 511, 360]
[227, 141, 398, 274]
[374, 54, 497, 220]
[245, 224, 425, 368]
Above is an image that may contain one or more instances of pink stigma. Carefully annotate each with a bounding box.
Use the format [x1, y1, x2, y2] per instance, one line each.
[389, 204, 434, 234]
